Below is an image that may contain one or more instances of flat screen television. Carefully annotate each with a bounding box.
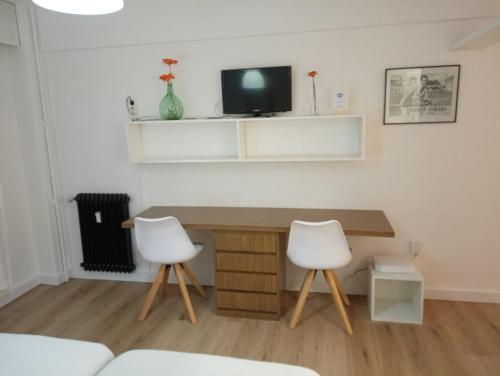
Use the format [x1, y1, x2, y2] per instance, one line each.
[221, 66, 292, 115]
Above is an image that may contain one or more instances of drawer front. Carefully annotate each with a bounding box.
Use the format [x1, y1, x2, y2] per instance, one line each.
[216, 253, 276, 274]
[217, 290, 278, 313]
[215, 231, 279, 254]
[216, 272, 277, 293]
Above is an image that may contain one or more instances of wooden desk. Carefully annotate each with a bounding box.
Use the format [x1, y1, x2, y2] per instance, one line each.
[122, 206, 394, 320]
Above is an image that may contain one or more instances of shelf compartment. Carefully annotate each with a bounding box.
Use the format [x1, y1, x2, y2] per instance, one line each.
[369, 266, 424, 325]
[240, 116, 364, 161]
[126, 120, 239, 163]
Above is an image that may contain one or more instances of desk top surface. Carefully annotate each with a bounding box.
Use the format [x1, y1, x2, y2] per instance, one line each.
[122, 206, 395, 237]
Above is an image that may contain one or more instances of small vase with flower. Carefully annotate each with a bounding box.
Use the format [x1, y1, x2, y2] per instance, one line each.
[308, 70, 318, 116]
[159, 58, 183, 120]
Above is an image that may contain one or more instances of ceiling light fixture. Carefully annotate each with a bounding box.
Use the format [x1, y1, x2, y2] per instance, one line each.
[32, 0, 124, 15]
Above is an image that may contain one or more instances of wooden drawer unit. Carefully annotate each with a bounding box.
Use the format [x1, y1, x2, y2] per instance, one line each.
[214, 230, 286, 320]
[215, 231, 279, 253]
[216, 272, 277, 293]
[217, 290, 278, 313]
[216, 252, 276, 273]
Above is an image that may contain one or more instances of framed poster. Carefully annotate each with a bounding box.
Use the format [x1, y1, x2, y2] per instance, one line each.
[384, 65, 460, 125]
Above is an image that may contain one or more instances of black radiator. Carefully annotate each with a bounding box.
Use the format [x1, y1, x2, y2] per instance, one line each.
[75, 193, 135, 273]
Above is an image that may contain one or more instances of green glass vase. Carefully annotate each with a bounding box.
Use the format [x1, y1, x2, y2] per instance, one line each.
[159, 82, 183, 120]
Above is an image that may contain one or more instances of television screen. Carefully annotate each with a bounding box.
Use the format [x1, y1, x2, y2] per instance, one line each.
[221, 66, 292, 115]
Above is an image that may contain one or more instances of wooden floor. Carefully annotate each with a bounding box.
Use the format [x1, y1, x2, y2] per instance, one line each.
[0, 279, 499, 376]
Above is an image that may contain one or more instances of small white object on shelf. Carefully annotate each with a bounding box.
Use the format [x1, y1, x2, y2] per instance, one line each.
[126, 114, 365, 163]
[372, 255, 416, 273]
[334, 88, 349, 112]
[369, 263, 424, 325]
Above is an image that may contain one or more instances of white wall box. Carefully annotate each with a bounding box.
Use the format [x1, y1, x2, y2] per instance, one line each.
[126, 115, 365, 163]
[0, 0, 19, 47]
[369, 264, 424, 325]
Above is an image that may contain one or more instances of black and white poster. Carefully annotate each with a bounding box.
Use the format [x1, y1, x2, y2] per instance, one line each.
[384, 65, 460, 125]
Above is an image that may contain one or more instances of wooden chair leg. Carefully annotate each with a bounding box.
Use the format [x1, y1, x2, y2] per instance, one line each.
[139, 264, 166, 321]
[289, 269, 316, 329]
[181, 263, 205, 298]
[324, 270, 353, 335]
[174, 264, 197, 324]
[161, 265, 171, 298]
[331, 270, 350, 306]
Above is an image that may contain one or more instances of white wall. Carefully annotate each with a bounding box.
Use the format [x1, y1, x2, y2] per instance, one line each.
[35, 0, 500, 302]
[0, 0, 64, 306]
[12, 1, 66, 285]
[0, 44, 40, 301]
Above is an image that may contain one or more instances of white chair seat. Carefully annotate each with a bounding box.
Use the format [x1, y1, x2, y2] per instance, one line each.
[134, 217, 202, 265]
[0, 333, 114, 376]
[288, 252, 349, 270]
[287, 220, 352, 270]
[287, 220, 353, 334]
[165, 242, 203, 264]
[134, 217, 205, 323]
[97, 350, 319, 376]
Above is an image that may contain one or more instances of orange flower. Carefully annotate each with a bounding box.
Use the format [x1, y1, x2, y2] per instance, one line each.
[308, 71, 318, 77]
[162, 58, 178, 65]
[160, 73, 175, 82]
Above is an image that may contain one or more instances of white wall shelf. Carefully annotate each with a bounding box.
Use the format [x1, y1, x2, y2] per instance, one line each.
[126, 115, 365, 163]
[369, 264, 424, 325]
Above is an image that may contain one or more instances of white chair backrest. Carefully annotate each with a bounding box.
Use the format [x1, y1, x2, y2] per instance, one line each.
[287, 220, 352, 269]
[134, 217, 197, 264]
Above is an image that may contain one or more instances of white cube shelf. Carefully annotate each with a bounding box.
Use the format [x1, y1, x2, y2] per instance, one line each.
[369, 264, 424, 325]
[126, 115, 365, 163]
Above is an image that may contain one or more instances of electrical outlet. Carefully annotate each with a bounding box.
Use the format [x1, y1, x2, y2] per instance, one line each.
[408, 241, 422, 258]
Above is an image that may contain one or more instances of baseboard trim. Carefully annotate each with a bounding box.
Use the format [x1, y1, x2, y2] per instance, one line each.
[425, 288, 500, 304]
[286, 277, 365, 295]
[65, 271, 500, 305]
[0, 277, 40, 308]
[70, 269, 155, 283]
[39, 274, 65, 286]
[69, 269, 215, 286]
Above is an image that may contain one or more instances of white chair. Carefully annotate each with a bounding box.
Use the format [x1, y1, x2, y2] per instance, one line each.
[134, 216, 205, 324]
[287, 220, 353, 335]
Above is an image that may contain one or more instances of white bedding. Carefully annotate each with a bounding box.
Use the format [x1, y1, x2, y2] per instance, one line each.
[0, 333, 114, 376]
[98, 349, 320, 376]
